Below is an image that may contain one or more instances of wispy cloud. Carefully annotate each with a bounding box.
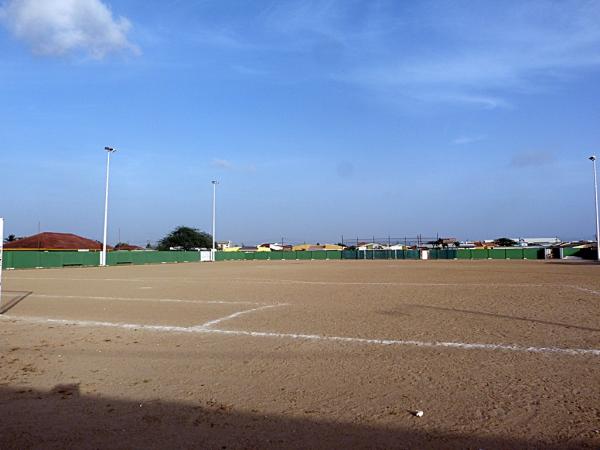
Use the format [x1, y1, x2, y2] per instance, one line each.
[161, 0, 600, 109]
[211, 158, 233, 170]
[211, 158, 256, 173]
[340, 1, 600, 108]
[453, 135, 486, 145]
[0, 0, 138, 58]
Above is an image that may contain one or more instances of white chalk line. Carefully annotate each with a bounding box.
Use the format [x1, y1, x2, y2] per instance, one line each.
[2, 314, 599, 357]
[233, 279, 600, 296]
[10, 276, 600, 297]
[572, 286, 600, 296]
[27, 294, 264, 306]
[232, 278, 549, 288]
[200, 304, 286, 328]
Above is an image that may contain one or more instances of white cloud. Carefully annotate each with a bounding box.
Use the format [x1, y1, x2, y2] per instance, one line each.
[0, 0, 138, 58]
[211, 158, 233, 170]
[452, 135, 486, 145]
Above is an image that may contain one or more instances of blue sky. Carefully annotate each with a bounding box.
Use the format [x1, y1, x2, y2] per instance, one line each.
[1, 0, 599, 246]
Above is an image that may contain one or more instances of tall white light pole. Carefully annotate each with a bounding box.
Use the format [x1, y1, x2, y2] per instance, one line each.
[211, 180, 218, 261]
[589, 155, 600, 261]
[101, 147, 117, 266]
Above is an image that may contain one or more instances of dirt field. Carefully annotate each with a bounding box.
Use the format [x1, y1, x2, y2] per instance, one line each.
[1, 259, 599, 449]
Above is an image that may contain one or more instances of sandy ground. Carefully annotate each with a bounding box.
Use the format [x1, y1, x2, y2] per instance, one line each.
[0, 259, 599, 449]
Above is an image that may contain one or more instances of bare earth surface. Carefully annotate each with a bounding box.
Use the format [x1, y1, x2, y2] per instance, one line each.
[0, 260, 599, 449]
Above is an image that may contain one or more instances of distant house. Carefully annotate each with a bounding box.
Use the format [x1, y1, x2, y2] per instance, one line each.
[292, 244, 313, 251]
[3, 232, 110, 251]
[216, 240, 233, 250]
[386, 244, 405, 250]
[293, 243, 344, 251]
[114, 243, 143, 251]
[513, 237, 561, 247]
[239, 246, 259, 252]
[357, 243, 384, 251]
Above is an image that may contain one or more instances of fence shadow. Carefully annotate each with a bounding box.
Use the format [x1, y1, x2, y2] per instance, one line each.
[400, 304, 600, 332]
[0, 290, 32, 315]
[0, 384, 585, 449]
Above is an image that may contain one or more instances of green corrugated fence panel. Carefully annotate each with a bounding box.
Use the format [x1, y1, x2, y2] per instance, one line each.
[254, 252, 269, 260]
[373, 250, 388, 259]
[405, 250, 420, 259]
[326, 250, 342, 259]
[341, 250, 358, 259]
[62, 251, 99, 266]
[242, 252, 256, 260]
[132, 252, 151, 264]
[489, 249, 506, 259]
[471, 249, 489, 259]
[505, 249, 524, 259]
[296, 251, 312, 260]
[457, 250, 471, 259]
[184, 251, 201, 262]
[269, 251, 283, 260]
[40, 252, 63, 268]
[2, 251, 14, 269]
[522, 248, 540, 259]
[312, 251, 327, 260]
[107, 251, 133, 265]
[561, 248, 579, 257]
[10, 251, 40, 268]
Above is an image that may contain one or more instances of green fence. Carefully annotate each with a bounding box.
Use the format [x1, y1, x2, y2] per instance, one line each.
[215, 248, 584, 262]
[454, 248, 545, 260]
[106, 251, 200, 265]
[4, 246, 593, 270]
[2, 251, 100, 269]
[2, 250, 201, 269]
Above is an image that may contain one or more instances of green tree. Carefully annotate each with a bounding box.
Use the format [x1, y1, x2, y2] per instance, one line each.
[158, 226, 212, 251]
[494, 237, 517, 247]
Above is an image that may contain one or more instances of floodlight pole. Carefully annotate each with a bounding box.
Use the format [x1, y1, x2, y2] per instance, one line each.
[211, 180, 218, 261]
[590, 155, 600, 261]
[101, 147, 116, 266]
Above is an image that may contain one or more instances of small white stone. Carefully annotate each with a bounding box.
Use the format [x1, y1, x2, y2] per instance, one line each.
[414, 410, 424, 417]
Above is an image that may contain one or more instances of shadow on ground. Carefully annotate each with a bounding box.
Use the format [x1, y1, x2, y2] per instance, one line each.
[399, 304, 600, 332]
[0, 291, 32, 315]
[0, 384, 586, 449]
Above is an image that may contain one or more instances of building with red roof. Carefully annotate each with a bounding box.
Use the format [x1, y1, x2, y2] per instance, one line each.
[4, 232, 110, 251]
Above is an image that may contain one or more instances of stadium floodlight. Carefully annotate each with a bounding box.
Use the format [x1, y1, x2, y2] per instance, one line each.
[101, 147, 117, 267]
[211, 180, 218, 261]
[589, 155, 600, 261]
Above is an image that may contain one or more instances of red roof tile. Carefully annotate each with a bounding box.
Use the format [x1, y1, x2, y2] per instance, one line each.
[4, 232, 109, 250]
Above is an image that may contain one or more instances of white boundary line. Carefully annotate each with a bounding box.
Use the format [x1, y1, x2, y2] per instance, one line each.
[200, 304, 286, 328]
[8, 276, 600, 297]
[231, 278, 550, 288]
[571, 286, 600, 296]
[2, 314, 599, 357]
[27, 294, 264, 306]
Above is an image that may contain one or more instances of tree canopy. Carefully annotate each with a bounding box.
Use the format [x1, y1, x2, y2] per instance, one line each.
[157, 226, 212, 251]
[494, 237, 517, 247]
